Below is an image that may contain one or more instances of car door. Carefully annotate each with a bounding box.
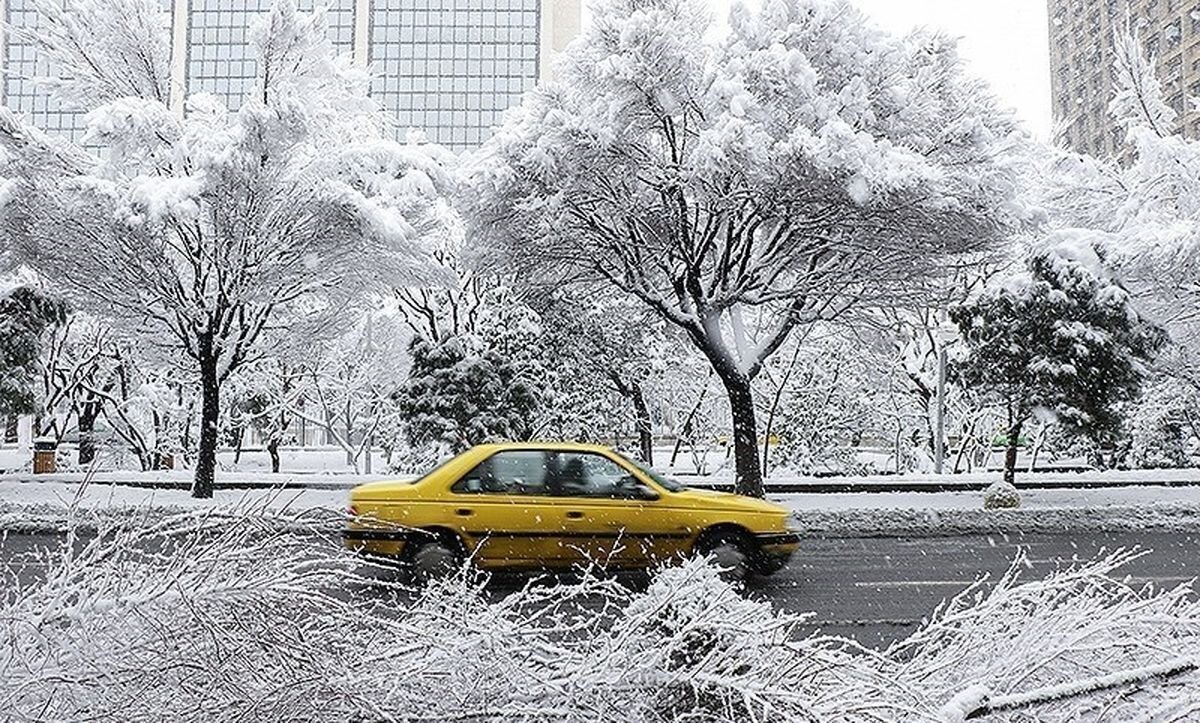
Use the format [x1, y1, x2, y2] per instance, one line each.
[445, 449, 573, 569]
[545, 450, 687, 568]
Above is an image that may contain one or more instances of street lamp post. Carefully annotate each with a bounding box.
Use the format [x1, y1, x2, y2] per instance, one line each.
[934, 321, 959, 474]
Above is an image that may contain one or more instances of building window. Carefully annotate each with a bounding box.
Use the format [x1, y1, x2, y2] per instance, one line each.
[186, 0, 354, 111]
[3, 0, 96, 140]
[1165, 19, 1182, 49]
[369, 0, 542, 150]
[1145, 33, 1161, 57]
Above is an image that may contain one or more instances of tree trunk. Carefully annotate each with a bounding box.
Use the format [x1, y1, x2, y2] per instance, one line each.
[716, 369, 764, 498]
[77, 395, 102, 466]
[267, 436, 281, 473]
[630, 382, 653, 465]
[194, 340, 219, 499]
[1003, 418, 1023, 486]
[608, 371, 654, 465]
[233, 426, 244, 464]
[670, 379, 708, 468]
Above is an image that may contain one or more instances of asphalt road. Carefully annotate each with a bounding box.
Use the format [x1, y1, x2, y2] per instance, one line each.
[3, 530, 1197, 649]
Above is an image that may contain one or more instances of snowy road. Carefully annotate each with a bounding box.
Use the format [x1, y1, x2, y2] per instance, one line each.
[3, 530, 1197, 649]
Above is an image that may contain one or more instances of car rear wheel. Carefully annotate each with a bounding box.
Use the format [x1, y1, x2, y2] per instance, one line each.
[694, 530, 754, 583]
[408, 539, 462, 585]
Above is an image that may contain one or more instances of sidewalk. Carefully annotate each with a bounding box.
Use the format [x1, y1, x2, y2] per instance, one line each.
[4, 467, 1200, 494]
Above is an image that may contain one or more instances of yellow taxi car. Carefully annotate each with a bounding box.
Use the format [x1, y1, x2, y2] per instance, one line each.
[343, 442, 801, 581]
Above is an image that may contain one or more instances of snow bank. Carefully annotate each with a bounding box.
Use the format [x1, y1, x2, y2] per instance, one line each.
[1, 512, 1197, 722]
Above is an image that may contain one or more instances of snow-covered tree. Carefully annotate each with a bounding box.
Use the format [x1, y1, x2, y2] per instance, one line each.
[0, 285, 68, 418]
[223, 358, 302, 473]
[34, 311, 116, 463]
[1128, 375, 1198, 469]
[397, 301, 543, 454]
[759, 331, 877, 476]
[950, 240, 1165, 484]
[289, 309, 410, 473]
[0, 0, 448, 496]
[463, 0, 1028, 496]
[534, 291, 675, 464]
[1043, 28, 1200, 392]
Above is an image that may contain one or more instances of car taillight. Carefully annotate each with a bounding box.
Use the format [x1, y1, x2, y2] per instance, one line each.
[346, 504, 358, 518]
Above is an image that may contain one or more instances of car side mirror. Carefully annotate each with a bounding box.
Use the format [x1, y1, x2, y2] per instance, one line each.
[633, 483, 660, 501]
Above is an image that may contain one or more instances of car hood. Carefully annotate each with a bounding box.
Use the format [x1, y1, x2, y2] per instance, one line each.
[670, 488, 789, 514]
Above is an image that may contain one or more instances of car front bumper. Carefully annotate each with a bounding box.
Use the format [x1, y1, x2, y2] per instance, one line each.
[754, 530, 802, 569]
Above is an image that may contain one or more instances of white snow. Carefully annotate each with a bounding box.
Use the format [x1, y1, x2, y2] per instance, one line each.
[938, 683, 991, 723]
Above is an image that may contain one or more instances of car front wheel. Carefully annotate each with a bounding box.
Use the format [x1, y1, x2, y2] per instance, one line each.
[694, 530, 753, 583]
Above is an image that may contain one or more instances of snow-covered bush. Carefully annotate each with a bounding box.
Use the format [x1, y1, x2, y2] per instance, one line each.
[1128, 376, 1197, 469]
[983, 480, 1021, 509]
[3, 511, 1197, 721]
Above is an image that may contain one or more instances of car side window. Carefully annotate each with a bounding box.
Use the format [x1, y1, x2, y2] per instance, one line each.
[549, 452, 637, 498]
[452, 450, 549, 495]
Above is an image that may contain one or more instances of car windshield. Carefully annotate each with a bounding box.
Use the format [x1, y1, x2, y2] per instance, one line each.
[630, 459, 687, 493]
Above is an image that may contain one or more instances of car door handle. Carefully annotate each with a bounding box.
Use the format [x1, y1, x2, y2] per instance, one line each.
[455, 508, 474, 517]
[566, 511, 584, 520]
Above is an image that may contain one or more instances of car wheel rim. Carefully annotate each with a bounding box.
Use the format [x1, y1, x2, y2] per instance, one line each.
[413, 544, 458, 582]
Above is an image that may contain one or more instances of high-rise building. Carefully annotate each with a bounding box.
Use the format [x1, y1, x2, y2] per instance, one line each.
[1048, 0, 1200, 158]
[0, 0, 581, 150]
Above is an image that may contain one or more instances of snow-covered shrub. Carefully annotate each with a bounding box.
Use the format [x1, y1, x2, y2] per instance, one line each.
[897, 550, 1200, 720]
[3, 510, 1199, 721]
[387, 438, 452, 475]
[983, 480, 1021, 509]
[1129, 376, 1196, 469]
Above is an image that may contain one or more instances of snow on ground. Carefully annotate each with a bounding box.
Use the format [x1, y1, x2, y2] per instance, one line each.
[0, 445, 393, 475]
[0, 470, 394, 489]
[4, 476, 1200, 538]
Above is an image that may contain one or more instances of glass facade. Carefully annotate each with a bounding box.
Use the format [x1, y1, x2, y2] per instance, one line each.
[5, 0, 560, 149]
[186, 0, 355, 110]
[370, 0, 541, 148]
[3, 0, 88, 140]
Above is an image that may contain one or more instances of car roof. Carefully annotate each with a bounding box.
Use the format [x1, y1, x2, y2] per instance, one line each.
[471, 441, 620, 454]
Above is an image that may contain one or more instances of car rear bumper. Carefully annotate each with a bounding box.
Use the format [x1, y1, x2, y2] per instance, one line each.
[343, 527, 425, 542]
[342, 526, 430, 558]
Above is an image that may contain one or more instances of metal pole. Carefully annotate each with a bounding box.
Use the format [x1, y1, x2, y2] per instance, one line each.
[934, 343, 947, 474]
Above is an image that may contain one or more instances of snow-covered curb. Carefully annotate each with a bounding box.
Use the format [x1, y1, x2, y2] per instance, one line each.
[788, 502, 1200, 538]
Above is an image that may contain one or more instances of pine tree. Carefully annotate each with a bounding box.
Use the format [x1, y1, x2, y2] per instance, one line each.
[0, 287, 68, 417]
[397, 335, 541, 454]
[950, 241, 1166, 484]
